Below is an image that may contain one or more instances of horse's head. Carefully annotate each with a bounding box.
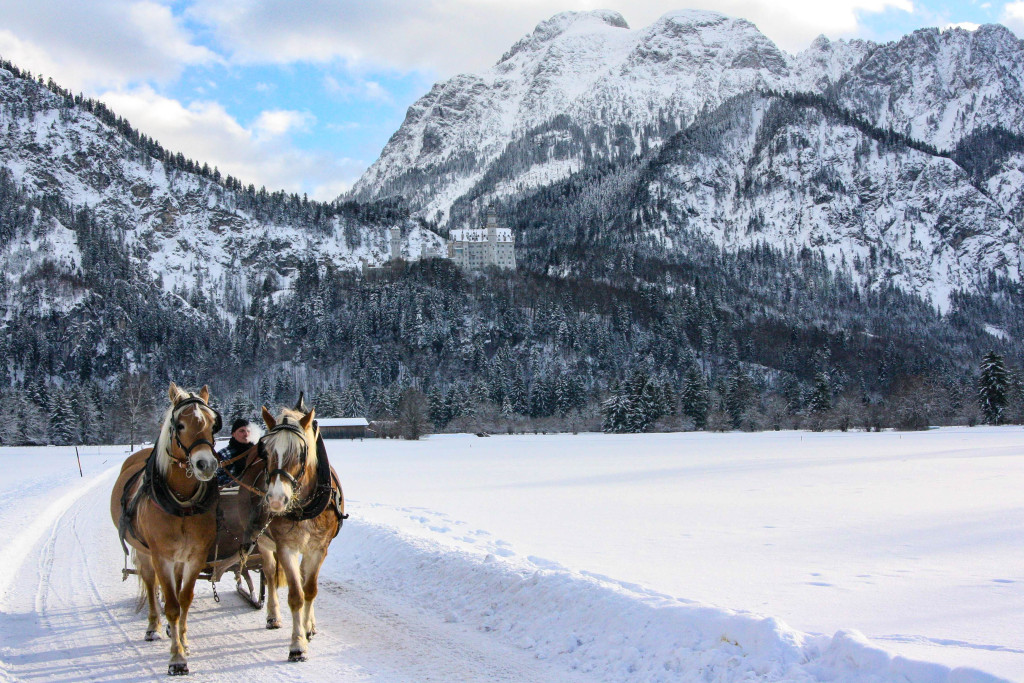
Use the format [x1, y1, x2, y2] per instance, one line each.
[163, 382, 221, 482]
[259, 394, 318, 514]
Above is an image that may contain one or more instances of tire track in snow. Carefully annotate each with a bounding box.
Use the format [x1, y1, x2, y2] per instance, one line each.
[1, 465, 598, 682]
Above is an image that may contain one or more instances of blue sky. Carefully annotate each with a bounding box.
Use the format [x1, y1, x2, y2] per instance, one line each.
[0, 0, 1021, 200]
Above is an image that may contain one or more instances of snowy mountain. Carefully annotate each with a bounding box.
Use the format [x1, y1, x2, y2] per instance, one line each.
[349, 10, 793, 221]
[0, 66, 442, 316]
[348, 11, 1024, 306]
[834, 24, 1024, 151]
[640, 93, 1021, 309]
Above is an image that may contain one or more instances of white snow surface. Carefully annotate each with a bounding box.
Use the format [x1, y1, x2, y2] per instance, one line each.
[0, 429, 1020, 681]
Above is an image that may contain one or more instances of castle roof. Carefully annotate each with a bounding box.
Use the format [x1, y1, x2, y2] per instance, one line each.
[450, 228, 514, 243]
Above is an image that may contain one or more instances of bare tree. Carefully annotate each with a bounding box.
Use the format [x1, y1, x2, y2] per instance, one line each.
[396, 387, 430, 440]
[116, 372, 157, 449]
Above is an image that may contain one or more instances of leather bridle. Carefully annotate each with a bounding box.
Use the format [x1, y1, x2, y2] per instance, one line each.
[168, 396, 222, 469]
[258, 419, 318, 494]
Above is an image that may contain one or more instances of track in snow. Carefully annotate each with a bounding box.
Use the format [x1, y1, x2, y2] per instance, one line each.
[0, 467, 595, 682]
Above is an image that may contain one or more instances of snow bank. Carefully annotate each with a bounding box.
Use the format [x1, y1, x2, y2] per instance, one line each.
[336, 517, 1011, 683]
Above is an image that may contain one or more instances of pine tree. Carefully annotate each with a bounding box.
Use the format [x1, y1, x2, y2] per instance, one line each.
[601, 383, 630, 433]
[809, 372, 833, 414]
[681, 366, 710, 430]
[979, 351, 1009, 425]
[340, 382, 367, 416]
[49, 388, 77, 445]
[428, 386, 446, 428]
[228, 389, 258, 424]
[509, 375, 528, 415]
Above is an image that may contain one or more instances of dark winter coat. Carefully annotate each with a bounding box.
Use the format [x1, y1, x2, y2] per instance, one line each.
[216, 438, 252, 487]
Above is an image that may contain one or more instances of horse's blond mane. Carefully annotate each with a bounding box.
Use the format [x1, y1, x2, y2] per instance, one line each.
[264, 407, 318, 472]
[154, 401, 178, 476]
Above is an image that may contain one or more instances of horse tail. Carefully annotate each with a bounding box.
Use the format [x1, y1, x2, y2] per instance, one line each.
[131, 549, 147, 613]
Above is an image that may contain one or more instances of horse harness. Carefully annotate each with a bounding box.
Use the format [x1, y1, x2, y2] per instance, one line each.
[253, 420, 346, 529]
[118, 397, 222, 561]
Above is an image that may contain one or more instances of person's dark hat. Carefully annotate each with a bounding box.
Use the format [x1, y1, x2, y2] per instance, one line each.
[231, 418, 251, 434]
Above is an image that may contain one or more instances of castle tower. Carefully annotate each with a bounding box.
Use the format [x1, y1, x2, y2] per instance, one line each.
[390, 227, 402, 261]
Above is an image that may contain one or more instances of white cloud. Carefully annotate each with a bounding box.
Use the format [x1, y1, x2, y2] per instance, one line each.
[324, 74, 394, 104]
[0, 0, 217, 90]
[942, 21, 981, 30]
[98, 87, 363, 200]
[187, 0, 916, 74]
[1003, 1, 1024, 35]
[253, 109, 316, 138]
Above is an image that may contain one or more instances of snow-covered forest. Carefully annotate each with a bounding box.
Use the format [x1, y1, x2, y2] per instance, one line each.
[2, 56, 1024, 446]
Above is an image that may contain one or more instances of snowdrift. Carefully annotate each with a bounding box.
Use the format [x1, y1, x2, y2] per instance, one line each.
[336, 517, 1010, 683]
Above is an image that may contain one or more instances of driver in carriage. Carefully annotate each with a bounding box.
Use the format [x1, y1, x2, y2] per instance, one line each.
[216, 418, 257, 487]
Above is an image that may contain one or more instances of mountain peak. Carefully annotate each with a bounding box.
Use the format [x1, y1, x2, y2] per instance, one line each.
[500, 10, 628, 64]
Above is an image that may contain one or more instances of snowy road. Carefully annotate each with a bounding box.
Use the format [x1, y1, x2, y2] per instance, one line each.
[0, 458, 592, 682]
[0, 432, 1019, 682]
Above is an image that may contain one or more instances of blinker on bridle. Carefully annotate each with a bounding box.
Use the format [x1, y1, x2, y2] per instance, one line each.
[259, 419, 319, 493]
[169, 396, 222, 467]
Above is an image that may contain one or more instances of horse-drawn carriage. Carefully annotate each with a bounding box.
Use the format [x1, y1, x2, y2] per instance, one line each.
[111, 384, 346, 675]
[120, 482, 267, 609]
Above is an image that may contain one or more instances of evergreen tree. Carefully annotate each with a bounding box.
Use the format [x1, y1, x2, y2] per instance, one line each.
[340, 382, 367, 416]
[428, 386, 447, 428]
[979, 351, 1010, 425]
[601, 383, 630, 433]
[49, 388, 77, 445]
[228, 389, 258, 425]
[809, 371, 833, 414]
[681, 366, 710, 430]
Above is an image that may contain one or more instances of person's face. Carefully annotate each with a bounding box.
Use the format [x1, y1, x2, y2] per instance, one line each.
[233, 425, 251, 442]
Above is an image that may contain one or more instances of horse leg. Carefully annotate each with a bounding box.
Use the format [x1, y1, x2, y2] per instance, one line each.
[261, 548, 283, 629]
[299, 548, 327, 640]
[139, 554, 161, 640]
[175, 560, 202, 661]
[154, 559, 188, 676]
[279, 548, 308, 661]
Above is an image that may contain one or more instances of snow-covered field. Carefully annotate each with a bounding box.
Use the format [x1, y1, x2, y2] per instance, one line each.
[0, 428, 1021, 681]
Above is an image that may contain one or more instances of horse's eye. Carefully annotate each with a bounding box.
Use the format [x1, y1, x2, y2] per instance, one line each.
[176, 422, 185, 431]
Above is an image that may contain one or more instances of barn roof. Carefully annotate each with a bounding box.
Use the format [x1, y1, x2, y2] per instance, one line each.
[318, 417, 369, 427]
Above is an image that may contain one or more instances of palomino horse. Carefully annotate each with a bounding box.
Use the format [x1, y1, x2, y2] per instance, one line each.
[109, 383, 221, 676]
[243, 396, 344, 662]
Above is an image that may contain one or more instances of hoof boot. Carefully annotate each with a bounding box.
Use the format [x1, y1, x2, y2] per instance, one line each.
[288, 650, 307, 662]
[145, 630, 160, 641]
[168, 663, 189, 676]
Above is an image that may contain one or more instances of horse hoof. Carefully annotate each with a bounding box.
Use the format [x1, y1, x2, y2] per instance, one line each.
[306, 627, 317, 640]
[165, 624, 171, 638]
[145, 630, 160, 641]
[266, 618, 281, 630]
[288, 650, 307, 662]
[167, 663, 189, 676]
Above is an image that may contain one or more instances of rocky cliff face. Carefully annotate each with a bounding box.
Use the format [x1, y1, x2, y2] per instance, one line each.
[641, 94, 1020, 309]
[348, 11, 1024, 306]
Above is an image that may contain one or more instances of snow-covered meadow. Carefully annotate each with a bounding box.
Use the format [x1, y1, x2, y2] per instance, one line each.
[0, 428, 1021, 681]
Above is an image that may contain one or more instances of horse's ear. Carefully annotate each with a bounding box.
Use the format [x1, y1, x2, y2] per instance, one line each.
[199, 385, 210, 403]
[299, 407, 316, 431]
[294, 391, 306, 412]
[168, 382, 182, 404]
[262, 406, 276, 430]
